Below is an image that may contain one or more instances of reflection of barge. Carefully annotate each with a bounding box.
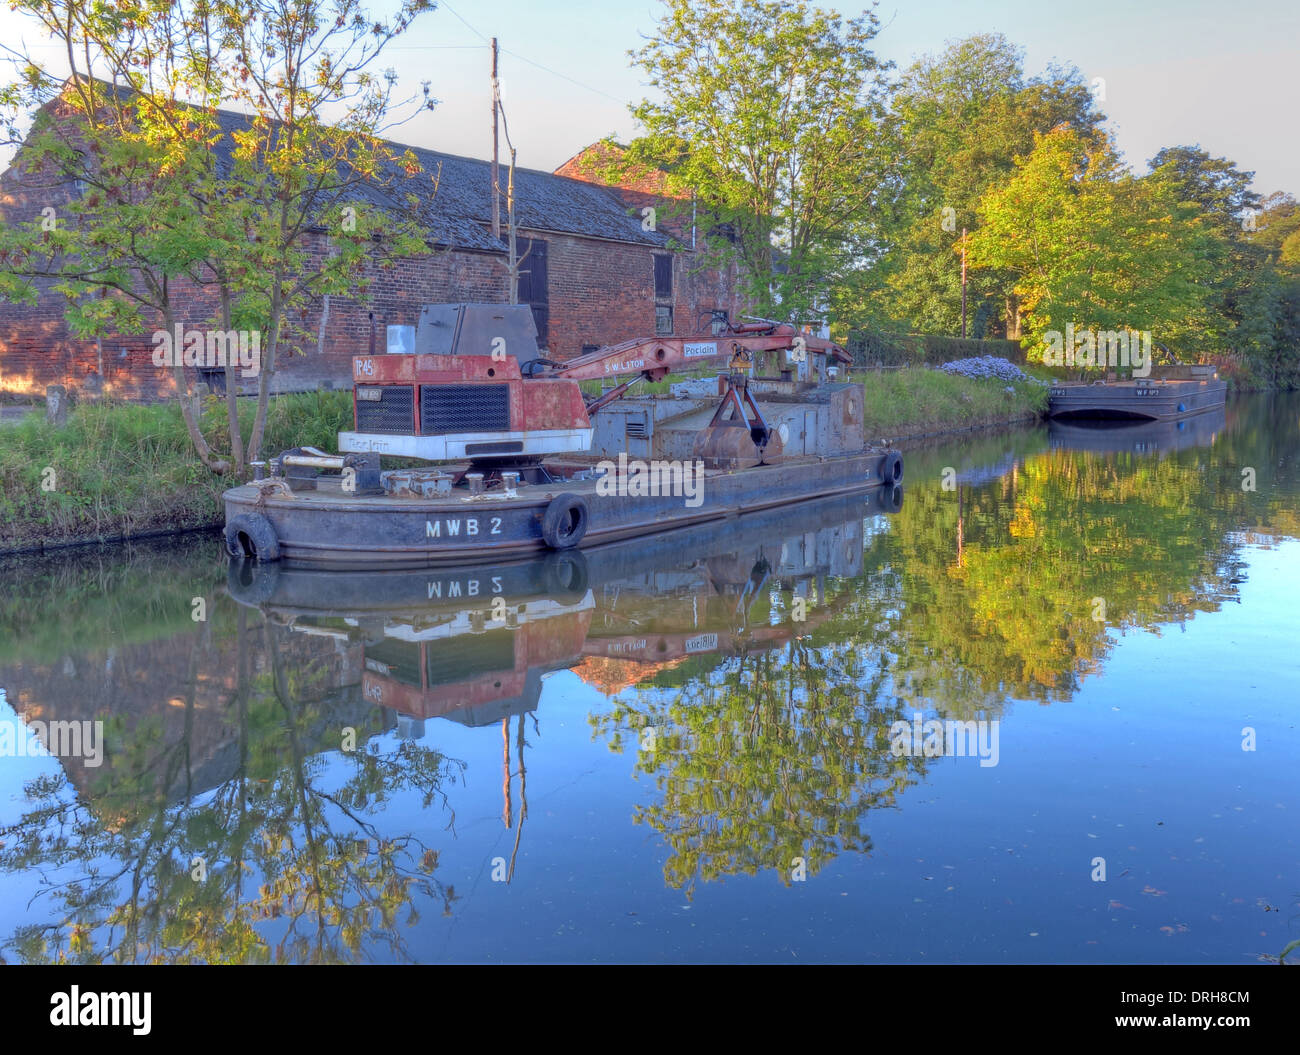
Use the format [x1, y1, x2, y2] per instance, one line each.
[228, 488, 901, 877]
[228, 488, 901, 724]
[1047, 365, 1226, 422]
[222, 305, 902, 570]
[1048, 405, 1226, 456]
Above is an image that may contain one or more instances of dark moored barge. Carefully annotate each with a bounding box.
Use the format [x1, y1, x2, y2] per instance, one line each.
[1047, 364, 1226, 422]
[222, 304, 903, 570]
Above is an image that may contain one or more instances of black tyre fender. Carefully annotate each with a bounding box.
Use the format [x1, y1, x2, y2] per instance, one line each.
[226, 552, 281, 605]
[879, 451, 904, 484]
[224, 512, 281, 562]
[877, 483, 904, 513]
[540, 493, 589, 550]
[540, 548, 590, 602]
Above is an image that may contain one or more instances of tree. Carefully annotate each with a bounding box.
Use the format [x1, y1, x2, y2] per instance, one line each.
[1144, 146, 1267, 363]
[969, 126, 1216, 360]
[0, 0, 435, 474]
[853, 34, 1103, 337]
[623, 0, 892, 323]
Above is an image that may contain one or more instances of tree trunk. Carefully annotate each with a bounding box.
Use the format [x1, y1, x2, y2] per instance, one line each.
[166, 304, 231, 475]
[247, 277, 284, 465]
[221, 285, 245, 477]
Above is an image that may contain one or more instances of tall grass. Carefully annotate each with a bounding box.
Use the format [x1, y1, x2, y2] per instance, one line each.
[858, 366, 1048, 440]
[0, 390, 353, 550]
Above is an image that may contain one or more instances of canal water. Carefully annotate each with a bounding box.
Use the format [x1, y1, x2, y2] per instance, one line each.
[0, 394, 1296, 964]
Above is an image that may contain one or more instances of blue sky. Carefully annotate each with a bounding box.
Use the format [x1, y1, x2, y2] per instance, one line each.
[1, 0, 1296, 192]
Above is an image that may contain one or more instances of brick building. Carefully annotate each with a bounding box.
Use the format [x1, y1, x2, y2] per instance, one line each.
[0, 109, 744, 400]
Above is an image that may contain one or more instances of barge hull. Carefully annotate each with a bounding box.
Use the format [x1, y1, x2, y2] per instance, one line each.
[223, 451, 899, 570]
[1047, 378, 1226, 421]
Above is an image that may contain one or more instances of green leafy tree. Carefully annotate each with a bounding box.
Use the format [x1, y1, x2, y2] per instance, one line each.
[849, 34, 1102, 337]
[622, 0, 892, 323]
[1145, 146, 1265, 364]
[0, 0, 435, 474]
[969, 125, 1216, 360]
[1233, 191, 1300, 387]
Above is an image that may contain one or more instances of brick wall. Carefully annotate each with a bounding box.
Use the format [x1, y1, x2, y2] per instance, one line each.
[1, 160, 745, 400]
[275, 243, 509, 393]
[529, 229, 744, 358]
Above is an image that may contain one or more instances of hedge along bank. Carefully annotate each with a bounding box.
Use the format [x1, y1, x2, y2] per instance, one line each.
[0, 390, 353, 554]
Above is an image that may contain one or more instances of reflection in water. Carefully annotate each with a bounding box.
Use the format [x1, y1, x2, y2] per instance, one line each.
[1, 394, 1297, 963]
[0, 549, 464, 963]
[1048, 406, 1226, 457]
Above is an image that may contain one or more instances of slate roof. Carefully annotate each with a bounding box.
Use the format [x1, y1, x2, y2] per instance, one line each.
[208, 106, 667, 253]
[10, 86, 668, 253]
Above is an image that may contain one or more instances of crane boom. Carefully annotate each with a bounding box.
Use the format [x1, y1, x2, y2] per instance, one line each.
[534, 324, 850, 384]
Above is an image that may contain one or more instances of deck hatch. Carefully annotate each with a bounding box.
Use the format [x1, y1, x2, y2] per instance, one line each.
[420, 384, 511, 435]
[355, 385, 415, 434]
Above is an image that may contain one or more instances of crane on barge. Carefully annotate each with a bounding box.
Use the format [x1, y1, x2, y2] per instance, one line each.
[226, 303, 900, 567]
[328, 304, 852, 482]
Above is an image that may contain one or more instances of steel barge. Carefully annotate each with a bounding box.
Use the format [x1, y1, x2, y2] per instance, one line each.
[222, 304, 903, 569]
[1047, 364, 1226, 421]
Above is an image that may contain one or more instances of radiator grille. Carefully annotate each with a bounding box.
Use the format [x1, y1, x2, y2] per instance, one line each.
[355, 385, 415, 434]
[420, 384, 511, 435]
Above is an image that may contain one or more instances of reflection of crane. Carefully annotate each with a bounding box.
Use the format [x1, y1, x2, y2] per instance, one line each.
[581, 553, 856, 669]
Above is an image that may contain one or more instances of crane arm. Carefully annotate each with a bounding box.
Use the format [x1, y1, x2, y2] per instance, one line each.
[533, 325, 850, 384]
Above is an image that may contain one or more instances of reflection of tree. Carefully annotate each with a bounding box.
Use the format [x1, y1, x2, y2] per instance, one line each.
[1, 607, 464, 964]
[883, 417, 1298, 702]
[593, 630, 930, 898]
[590, 398, 1300, 894]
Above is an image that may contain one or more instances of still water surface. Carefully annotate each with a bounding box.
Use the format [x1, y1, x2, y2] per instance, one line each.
[1, 395, 1297, 963]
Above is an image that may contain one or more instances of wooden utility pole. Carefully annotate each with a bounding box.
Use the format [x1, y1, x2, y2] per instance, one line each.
[507, 148, 519, 304]
[491, 47, 530, 306]
[961, 227, 968, 339]
[491, 37, 500, 241]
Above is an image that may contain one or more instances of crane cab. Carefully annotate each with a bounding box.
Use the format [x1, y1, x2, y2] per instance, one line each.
[339, 304, 592, 462]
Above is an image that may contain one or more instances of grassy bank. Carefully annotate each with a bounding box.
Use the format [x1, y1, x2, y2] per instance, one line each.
[859, 366, 1049, 444]
[1, 368, 1047, 553]
[0, 390, 352, 552]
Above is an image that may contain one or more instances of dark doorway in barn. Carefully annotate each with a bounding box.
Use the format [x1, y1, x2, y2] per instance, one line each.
[518, 238, 549, 348]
